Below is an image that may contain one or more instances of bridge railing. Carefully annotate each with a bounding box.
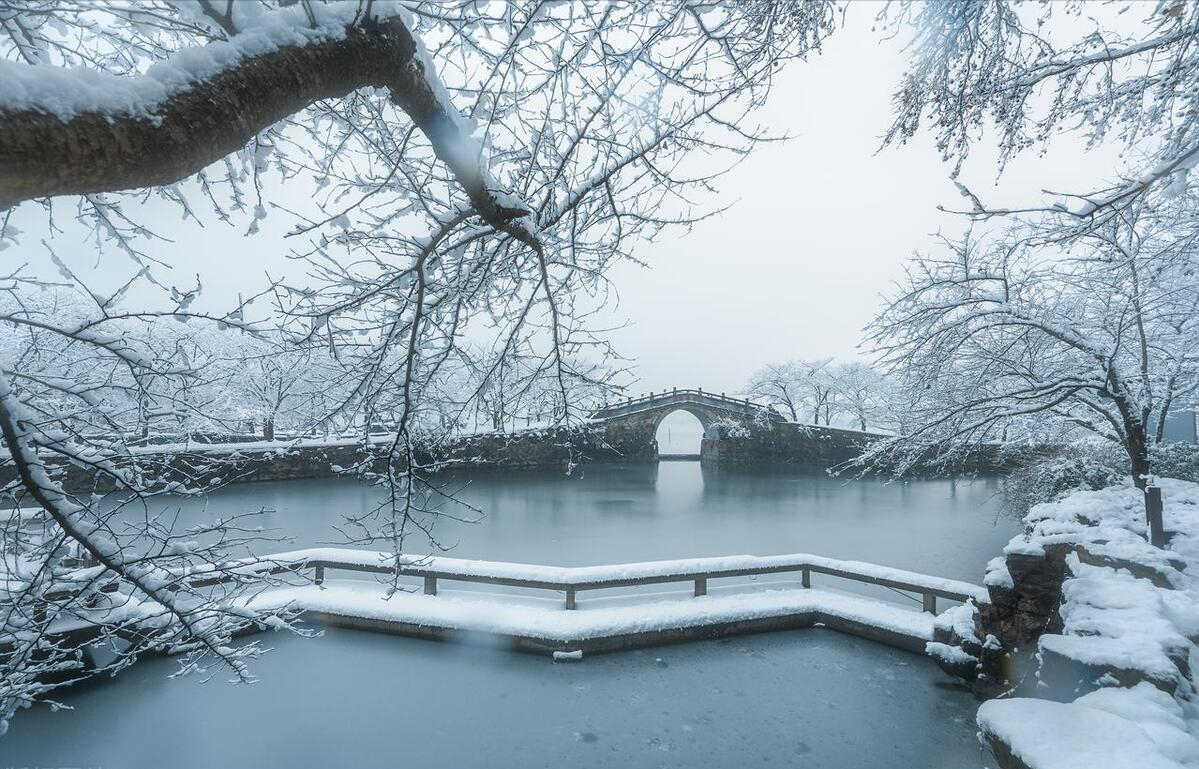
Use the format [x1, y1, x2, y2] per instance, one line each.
[593, 388, 780, 417]
[187, 549, 986, 615]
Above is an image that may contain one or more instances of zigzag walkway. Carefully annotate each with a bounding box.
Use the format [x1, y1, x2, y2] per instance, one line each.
[230, 549, 987, 657]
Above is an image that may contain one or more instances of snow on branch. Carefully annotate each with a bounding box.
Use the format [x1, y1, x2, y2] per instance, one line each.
[864, 198, 1199, 485]
[883, 1, 1199, 212]
[0, 1, 520, 228]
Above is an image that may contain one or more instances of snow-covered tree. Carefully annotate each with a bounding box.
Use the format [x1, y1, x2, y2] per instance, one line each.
[743, 362, 806, 422]
[827, 362, 888, 431]
[0, 277, 306, 732]
[744, 359, 891, 430]
[215, 334, 321, 440]
[744, 358, 841, 425]
[868, 1, 1199, 481]
[0, 0, 836, 729]
[867, 193, 1199, 486]
[886, 0, 1199, 217]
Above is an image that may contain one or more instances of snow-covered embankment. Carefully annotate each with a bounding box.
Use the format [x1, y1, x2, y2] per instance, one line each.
[936, 480, 1199, 769]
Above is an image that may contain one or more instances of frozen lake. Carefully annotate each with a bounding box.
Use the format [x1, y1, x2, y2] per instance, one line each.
[5, 462, 1018, 767]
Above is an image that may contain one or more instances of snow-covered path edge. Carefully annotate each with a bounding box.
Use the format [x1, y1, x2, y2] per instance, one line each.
[246, 582, 937, 655]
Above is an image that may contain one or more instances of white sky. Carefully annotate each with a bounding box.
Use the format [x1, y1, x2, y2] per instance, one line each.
[7, 6, 1126, 399]
[601, 5, 1123, 396]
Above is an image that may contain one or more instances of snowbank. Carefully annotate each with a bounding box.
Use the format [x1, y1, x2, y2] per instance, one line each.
[979, 685, 1199, 769]
[976, 479, 1199, 768]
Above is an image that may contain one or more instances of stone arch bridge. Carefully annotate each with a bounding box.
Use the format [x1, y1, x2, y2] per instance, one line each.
[589, 388, 811, 462]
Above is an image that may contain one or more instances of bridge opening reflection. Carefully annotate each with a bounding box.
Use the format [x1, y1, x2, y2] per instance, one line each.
[655, 409, 704, 457]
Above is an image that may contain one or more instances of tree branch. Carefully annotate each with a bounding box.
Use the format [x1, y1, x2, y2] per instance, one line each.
[0, 14, 421, 211]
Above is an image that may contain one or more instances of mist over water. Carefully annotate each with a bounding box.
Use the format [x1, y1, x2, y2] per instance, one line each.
[144, 462, 1015, 580]
[7, 463, 1017, 767]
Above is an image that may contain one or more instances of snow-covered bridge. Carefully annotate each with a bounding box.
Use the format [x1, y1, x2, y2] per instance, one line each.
[591, 388, 786, 427]
[51, 549, 986, 662]
[588, 388, 878, 465]
[589, 388, 788, 460]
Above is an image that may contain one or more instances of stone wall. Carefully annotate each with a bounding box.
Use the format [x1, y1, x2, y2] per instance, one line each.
[700, 423, 876, 469]
[702, 421, 1009, 475]
[3, 425, 632, 493]
[5, 418, 1013, 495]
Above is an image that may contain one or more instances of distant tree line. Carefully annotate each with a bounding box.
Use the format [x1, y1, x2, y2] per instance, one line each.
[0, 288, 618, 446]
[741, 359, 890, 431]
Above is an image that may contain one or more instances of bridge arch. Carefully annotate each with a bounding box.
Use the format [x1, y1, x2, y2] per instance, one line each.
[590, 388, 783, 461]
[654, 408, 716, 456]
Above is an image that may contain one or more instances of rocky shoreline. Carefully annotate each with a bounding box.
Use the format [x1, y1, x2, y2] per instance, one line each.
[927, 479, 1199, 769]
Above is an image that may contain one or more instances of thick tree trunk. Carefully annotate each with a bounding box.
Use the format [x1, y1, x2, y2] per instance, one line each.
[0, 14, 535, 242]
[0, 18, 419, 209]
[1126, 425, 1151, 489]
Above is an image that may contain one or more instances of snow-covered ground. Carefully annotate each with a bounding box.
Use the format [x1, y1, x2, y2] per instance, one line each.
[978, 479, 1199, 769]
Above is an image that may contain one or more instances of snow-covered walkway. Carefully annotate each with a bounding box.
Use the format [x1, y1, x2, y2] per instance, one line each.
[220, 548, 986, 655]
[38, 547, 987, 660]
[248, 579, 941, 655]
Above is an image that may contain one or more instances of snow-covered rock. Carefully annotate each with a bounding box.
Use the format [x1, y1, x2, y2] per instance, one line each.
[977, 479, 1199, 768]
[979, 686, 1199, 769]
[926, 600, 984, 680]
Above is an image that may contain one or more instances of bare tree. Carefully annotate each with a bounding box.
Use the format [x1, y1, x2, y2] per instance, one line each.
[866, 193, 1199, 486]
[885, 0, 1199, 219]
[0, 0, 836, 729]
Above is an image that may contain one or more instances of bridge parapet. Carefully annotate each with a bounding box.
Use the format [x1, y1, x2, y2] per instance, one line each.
[590, 388, 785, 423]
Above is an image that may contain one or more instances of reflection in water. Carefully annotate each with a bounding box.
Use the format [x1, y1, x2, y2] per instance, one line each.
[8, 463, 1016, 768]
[118, 461, 1012, 579]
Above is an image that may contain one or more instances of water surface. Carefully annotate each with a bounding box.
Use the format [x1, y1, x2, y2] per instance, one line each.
[4, 628, 987, 769]
[151, 462, 1012, 580]
[6, 462, 1017, 768]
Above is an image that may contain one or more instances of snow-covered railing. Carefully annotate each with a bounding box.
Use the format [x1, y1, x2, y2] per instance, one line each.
[590, 388, 784, 420]
[189, 548, 987, 614]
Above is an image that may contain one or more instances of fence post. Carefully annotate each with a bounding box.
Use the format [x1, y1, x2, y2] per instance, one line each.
[922, 593, 937, 614]
[1146, 485, 1166, 548]
[565, 587, 576, 610]
[801, 568, 810, 588]
[314, 565, 325, 586]
[423, 575, 438, 596]
[694, 577, 707, 597]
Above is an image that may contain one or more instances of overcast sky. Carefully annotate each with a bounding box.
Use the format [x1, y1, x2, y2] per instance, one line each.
[11, 5, 1125, 399]
[602, 6, 1123, 396]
